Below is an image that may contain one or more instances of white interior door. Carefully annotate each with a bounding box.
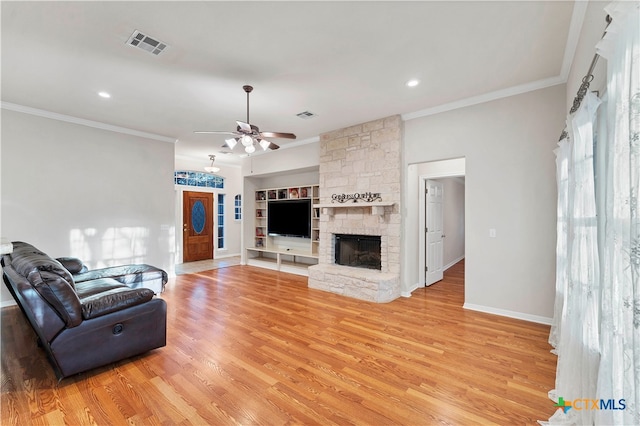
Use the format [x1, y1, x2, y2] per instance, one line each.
[425, 179, 444, 285]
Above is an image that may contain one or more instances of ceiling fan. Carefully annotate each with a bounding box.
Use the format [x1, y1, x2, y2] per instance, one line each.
[195, 85, 296, 154]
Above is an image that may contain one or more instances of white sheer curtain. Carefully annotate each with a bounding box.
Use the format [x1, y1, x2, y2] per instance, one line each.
[546, 2, 639, 425]
[548, 91, 603, 426]
[595, 2, 640, 424]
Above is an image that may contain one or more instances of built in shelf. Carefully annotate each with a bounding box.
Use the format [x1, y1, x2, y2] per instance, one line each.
[247, 247, 317, 258]
[314, 202, 395, 216]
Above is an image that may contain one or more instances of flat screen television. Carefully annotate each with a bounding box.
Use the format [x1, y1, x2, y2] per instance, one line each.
[267, 199, 311, 238]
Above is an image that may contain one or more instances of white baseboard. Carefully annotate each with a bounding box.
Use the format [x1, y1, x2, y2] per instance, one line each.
[215, 252, 241, 259]
[443, 255, 465, 271]
[401, 283, 422, 298]
[463, 303, 552, 325]
[1, 300, 17, 308]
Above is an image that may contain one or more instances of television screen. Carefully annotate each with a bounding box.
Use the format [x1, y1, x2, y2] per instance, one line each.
[267, 199, 311, 238]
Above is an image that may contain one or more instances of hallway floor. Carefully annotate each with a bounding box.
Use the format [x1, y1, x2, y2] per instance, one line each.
[174, 255, 241, 275]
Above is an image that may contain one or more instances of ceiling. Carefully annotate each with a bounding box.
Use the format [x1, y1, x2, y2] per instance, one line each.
[1, 1, 577, 166]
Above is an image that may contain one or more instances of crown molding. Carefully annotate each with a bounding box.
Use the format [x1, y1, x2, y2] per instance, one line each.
[402, 75, 565, 121]
[560, 0, 589, 81]
[1, 101, 177, 144]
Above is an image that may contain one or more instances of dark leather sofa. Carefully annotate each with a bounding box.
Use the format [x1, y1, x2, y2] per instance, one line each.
[2, 241, 168, 379]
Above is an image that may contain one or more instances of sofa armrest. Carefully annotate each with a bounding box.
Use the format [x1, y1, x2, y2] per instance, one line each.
[56, 257, 88, 274]
[80, 287, 154, 320]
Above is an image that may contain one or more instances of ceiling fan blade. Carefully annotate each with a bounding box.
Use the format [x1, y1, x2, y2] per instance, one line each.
[259, 131, 296, 139]
[194, 131, 239, 135]
[236, 121, 252, 133]
[268, 142, 280, 150]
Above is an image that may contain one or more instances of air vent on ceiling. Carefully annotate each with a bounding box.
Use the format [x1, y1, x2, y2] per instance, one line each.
[296, 111, 317, 119]
[126, 30, 168, 56]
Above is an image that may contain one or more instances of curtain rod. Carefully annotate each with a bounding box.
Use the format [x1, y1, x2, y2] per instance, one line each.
[559, 15, 612, 141]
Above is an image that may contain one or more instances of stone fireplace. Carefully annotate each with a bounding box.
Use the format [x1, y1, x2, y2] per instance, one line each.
[308, 116, 401, 303]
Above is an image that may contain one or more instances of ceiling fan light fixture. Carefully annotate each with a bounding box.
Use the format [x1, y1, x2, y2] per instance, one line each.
[225, 138, 238, 150]
[259, 139, 270, 151]
[195, 86, 295, 155]
[241, 134, 253, 147]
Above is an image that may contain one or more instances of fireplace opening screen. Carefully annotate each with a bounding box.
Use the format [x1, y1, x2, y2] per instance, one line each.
[334, 234, 381, 270]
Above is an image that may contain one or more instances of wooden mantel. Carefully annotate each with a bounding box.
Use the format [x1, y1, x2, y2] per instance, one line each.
[314, 202, 395, 216]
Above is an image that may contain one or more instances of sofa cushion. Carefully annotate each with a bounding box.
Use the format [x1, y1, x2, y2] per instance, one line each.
[80, 287, 155, 320]
[75, 277, 127, 299]
[56, 257, 88, 274]
[29, 270, 83, 328]
[73, 264, 168, 293]
[11, 242, 75, 289]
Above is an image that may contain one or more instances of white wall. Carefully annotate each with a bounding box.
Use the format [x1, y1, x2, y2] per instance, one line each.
[241, 142, 319, 177]
[403, 85, 565, 321]
[1, 109, 175, 305]
[256, 170, 319, 190]
[174, 157, 243, 261]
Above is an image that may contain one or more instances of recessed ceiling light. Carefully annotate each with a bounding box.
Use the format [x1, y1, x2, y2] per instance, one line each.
[98, 91, 111, 98]
[406, 79, 420, 88]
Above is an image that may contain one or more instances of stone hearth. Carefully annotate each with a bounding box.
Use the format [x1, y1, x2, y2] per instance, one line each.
[308, 115, 402, 303]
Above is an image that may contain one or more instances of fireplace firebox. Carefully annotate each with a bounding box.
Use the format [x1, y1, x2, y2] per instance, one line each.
[334, 234, 381, 270]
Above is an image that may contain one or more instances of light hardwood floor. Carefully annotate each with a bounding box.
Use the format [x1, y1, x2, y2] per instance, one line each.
[1, 261, 557, 425]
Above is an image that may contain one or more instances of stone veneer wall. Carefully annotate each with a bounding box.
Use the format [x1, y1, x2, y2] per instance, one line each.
[308, 115, 402, 302]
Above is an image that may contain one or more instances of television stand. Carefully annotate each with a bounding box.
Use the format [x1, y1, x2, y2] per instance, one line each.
[246, 247, 318, 276]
